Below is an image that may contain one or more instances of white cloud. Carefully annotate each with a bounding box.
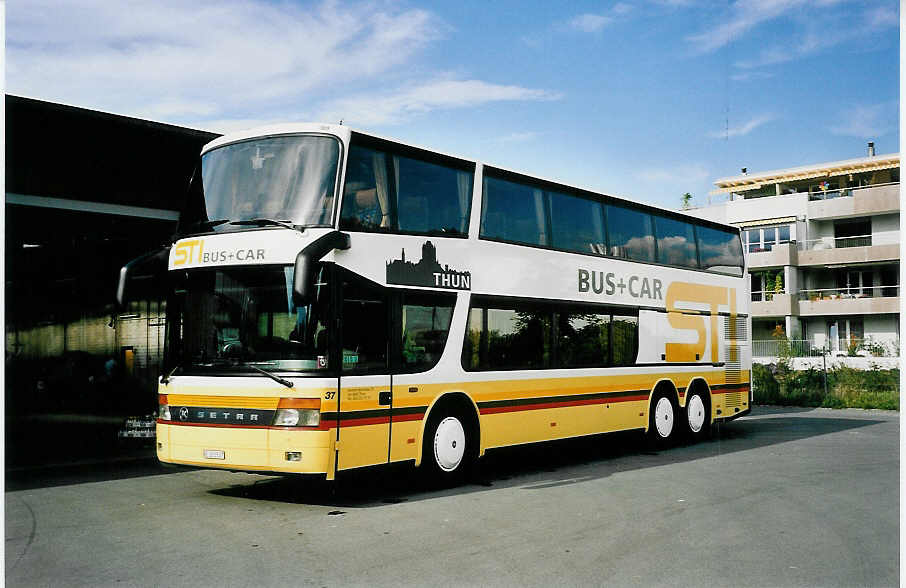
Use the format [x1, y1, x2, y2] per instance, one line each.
[708, 114, 775, 139]
[686, 0, 817, 53]
[731, 70, 775, 82]
[651, 0, 697, 6]
[318, 79, 561, 126]
[829, 103, 898, 139]
[689, 0, 896, 68]
[568, 13, 613, 33]
[865, 5, 898, 28]
[8, 0, 562, 130]
[26, 0, 558, 130]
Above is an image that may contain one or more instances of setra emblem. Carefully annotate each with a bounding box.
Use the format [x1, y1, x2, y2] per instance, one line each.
[179, 407, 189, 421]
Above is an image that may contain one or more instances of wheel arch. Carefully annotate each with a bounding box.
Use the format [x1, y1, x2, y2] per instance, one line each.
[646, 378, 680, 435]
[684, 376, 713, 427]
[414, 391, 481, 468]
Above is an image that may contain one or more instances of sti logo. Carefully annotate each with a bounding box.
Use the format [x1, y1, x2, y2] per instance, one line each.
[172, 239, 266, 266]
[173, 239, 204, 266]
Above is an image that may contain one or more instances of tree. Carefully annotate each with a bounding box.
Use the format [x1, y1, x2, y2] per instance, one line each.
[772, 324, 793, 395]
[681, 192, 693, 210]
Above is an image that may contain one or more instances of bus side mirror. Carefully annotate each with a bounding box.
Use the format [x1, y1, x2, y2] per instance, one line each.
[116, 247, 171, 307]
[293, 231, 350, 306]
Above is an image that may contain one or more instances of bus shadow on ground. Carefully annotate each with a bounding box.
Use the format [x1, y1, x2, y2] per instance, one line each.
[208, 407, 886, 508]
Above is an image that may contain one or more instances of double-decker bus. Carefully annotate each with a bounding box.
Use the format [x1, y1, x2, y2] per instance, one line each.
[119, 123, 750, 484]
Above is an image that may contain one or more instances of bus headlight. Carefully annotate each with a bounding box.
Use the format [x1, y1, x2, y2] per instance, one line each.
[159, 395, 171, 421]
[273, 408, 320, 427]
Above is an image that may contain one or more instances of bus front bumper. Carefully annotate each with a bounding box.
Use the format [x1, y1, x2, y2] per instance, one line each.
[157, 422, 335, 477]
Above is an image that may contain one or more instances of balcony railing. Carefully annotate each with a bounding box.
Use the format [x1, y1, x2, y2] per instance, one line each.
[747, 240, 791, 254]
[798, 234, 872, 251]
[808, 188, 852, 201]
[751, 289, 785, 302]
[797, 285, 899, 301]
[753, 338, 900, 358]
[752, 339, 824, 357]
[806, 181, 900, 201]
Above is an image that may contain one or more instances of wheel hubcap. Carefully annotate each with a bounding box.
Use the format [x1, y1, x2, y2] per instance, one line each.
[434, 417, 466, 472]
[687, 394, 705, 433]
[654, 397, 674, 438]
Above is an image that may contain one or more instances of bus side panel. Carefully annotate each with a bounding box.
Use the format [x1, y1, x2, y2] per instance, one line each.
[463, 372, 659, 450]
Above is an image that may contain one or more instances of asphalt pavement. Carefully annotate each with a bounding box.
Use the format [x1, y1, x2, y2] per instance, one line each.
[5, 406, 899, 587]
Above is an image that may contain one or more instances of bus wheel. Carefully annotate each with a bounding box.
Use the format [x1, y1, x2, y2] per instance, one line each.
[647, 389, 678, 448]
[684, 387, 710, 441]
[422, 407, 474, 486]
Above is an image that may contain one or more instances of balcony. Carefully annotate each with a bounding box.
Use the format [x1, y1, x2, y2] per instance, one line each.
[747, 242, 797, 269]
[751, 291, 795, 317]
[797, 235, 899, 266]
[797, 286, 899, 316]
[807, 182, 899, 220]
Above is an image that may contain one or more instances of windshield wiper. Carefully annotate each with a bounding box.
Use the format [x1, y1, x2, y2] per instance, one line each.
[247, 364, 294, 388]
[230, 218, 303, 233]
[181, 218, 230, 234]
[160, 364, 181, 385]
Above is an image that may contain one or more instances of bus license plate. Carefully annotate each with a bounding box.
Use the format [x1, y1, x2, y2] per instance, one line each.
[204, 449, 225, 460]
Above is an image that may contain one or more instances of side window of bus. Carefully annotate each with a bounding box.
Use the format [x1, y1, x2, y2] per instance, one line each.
[606, 205, 655, 262]
[556, 308, 610, 367]
[396, 157, 472, 236]
[341, 273, 388, 372]
[463, 303, 552, 370]
[653, 215, 698, 268]
[340, 142, 473, 237]
[612, 315, 639, 366]
[697, 225, 745, 276]
[480, 175, 549, 247]
[399, 292, 456, 372]
[340, 145, 390, 231]
[463, 299, 639, 371]
[549, 191, 606, 255]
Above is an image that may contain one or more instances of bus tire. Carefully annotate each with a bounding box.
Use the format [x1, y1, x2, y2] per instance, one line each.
[647, 387, 678, 449]
[684, 385, 711, 442]
[421, 404, 476, 486]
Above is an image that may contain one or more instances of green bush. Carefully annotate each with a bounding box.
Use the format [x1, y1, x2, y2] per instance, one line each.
[753, 363, 899, 410]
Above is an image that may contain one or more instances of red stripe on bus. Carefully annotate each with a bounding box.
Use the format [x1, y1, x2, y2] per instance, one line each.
[479, 394, 647, 415]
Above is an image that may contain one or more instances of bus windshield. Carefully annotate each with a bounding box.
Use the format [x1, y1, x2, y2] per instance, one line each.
[165, 265, 332, 374]
[200, 135, 340, 228]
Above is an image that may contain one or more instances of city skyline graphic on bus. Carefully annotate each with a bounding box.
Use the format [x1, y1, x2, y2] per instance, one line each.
[386, 240, 471, 291]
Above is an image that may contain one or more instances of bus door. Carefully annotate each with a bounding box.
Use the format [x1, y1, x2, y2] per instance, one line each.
[335, 271, 392, 471]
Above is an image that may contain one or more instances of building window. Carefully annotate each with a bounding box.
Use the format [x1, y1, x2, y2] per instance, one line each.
[833, 219, 871, 248]
[744, 224, 792, 253]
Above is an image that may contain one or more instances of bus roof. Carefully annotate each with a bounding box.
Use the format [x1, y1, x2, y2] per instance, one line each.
[201, 122, 732, 231]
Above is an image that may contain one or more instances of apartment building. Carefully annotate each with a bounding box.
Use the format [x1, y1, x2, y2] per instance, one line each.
[695, 144, 899, 361]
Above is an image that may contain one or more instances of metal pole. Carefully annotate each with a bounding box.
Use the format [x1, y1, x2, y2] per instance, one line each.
[822, 346, 828, 397]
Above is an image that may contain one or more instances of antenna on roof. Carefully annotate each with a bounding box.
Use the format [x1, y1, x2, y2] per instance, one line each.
[339, 119, 344, 126]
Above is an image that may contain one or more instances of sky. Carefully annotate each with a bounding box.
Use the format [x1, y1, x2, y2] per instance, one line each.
[6, 0, 899, 210]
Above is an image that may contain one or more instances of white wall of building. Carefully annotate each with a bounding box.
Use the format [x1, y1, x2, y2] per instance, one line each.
[871, 213, 900, 244]
[689, 203, 727, 224]
[725, 193, 807, 225]
[864, 314, 899, 343]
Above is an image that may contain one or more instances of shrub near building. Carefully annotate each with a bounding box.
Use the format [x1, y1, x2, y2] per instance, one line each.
[752, 363, 899, 410]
